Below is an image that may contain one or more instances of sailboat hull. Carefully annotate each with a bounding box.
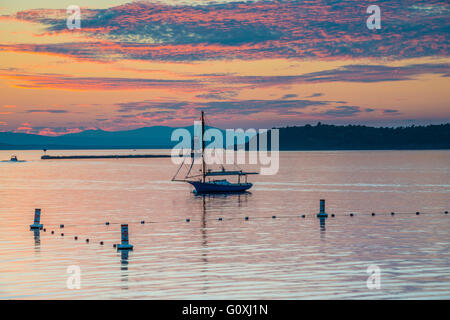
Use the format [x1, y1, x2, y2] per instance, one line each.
[188, 181, 253, 194]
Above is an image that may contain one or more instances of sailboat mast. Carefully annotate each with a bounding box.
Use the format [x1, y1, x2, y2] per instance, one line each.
[201, 110, 206, 183]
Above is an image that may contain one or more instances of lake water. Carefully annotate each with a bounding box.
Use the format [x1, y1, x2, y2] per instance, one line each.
[0, 150, 449, 299]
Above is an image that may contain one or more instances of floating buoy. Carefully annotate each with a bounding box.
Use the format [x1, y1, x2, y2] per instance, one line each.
[350, 213, 354, 217]
[186, 219, 190, 223]
[301, 215, 306, 218]
[106, 222, 110, 225]
[140, 221, 145, 224]
[60, 224, 64, 228]
[86, 239, 89, 243]
[30, 208, 44, 230]
[331, 214, 335, 217]
[245, 217, 249, 221]
[61, 233, 64, 236]
[74, 236, 78, 240]
[218, 218, 223, 221]
[372, 213, 375, 216]
[117, 224, 133, 251]
[51, 231, 54, 234]
[113, 244, 117, 248]
[272, 216, 276, 219]
[100, 241, 104, 245]
[416, 212, 420, 215]
[391, 212, 395, 216]
[317, 199, 329, 218]
[445, 211, 448, 214]
[43, 228, 46, 232]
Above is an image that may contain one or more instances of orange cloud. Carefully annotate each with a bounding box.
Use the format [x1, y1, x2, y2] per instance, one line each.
[2, 1, 448, 62]
[0, 70, 204, 91]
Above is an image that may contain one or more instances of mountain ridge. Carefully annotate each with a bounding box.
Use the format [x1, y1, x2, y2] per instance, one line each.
[0, 125, 225, 150]
[1, 123, 450, 150]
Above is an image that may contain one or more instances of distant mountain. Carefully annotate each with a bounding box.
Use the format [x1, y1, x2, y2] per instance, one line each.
[0, 126, 174, 149]
[248, 123, 450, 150]
[2, 123, 449, 150]
[0, 125, 229, 150]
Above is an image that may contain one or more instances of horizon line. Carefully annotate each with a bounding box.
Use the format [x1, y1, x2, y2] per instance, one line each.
[1, 122, 450, 137]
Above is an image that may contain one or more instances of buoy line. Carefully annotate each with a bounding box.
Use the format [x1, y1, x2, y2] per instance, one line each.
[29, 200, 448, 251]
[39, 210, 448, 230]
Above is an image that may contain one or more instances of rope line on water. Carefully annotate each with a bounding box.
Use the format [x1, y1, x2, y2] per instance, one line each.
[31, 210, 448, 249]
[38, 210, 448, 231]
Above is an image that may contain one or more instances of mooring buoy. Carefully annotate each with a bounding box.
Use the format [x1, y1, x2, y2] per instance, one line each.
[61, 233, 64, 236]
[317, 199, 328, 218]
[218, 218, 223, 221]
[74, 236, 78, 240]
[51, 231, 54, 234]
[245, 217, 249, 221]
[416, 212, 420, 215]
[301, 215, 306, 218]
[272, 216, 276, 219]
[86, 239, 89, 243]
[372, 213, 375, 216]
[350, 213, 354, 217]
[30, 208, 44, 230]
[186, 218, 190, 222]
[60, 224, 64, 228]
[106, 222, 110, 225]
[331, 214, 335, 217]
[391, 212, 395, 216]
[117, 224, 133, 250]
[141, 221, 145, 224]
[100, 241, 104, 245]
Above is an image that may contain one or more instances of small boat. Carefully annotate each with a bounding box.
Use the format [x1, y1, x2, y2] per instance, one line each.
[188, 173, 254, 194]
[1, 155, 26, 163]
[172, 111, 258, 194]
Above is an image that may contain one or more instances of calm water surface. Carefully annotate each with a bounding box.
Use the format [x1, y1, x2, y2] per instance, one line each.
[0, 150, 449, 299]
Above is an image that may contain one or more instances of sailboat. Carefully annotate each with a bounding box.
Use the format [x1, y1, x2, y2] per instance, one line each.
[172, 111, 258, 194]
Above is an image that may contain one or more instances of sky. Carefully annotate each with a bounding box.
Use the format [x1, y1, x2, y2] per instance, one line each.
[0, 0, 449, 135]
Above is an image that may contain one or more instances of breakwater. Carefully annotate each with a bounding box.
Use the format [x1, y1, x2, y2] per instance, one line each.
[41, 154, 171, 160]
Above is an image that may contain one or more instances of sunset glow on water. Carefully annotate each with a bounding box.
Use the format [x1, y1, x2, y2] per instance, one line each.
[0, 150, 448, 299]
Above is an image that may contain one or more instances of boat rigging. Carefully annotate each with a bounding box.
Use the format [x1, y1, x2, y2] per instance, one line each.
[172, 111, 258, 194]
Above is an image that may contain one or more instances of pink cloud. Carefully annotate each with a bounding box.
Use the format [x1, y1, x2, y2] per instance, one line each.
[1, 1, 447, 62]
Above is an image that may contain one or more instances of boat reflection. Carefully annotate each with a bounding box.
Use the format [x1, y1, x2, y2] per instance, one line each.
[201, 195, 208, 295]
[198, 192, 250, 294]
